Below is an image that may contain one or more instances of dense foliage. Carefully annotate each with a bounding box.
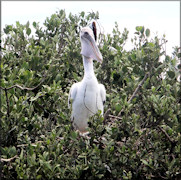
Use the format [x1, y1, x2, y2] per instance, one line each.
[0, 10, 180, 179]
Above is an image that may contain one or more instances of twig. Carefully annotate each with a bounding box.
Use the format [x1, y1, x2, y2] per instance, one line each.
[118, 72, 150, 117]
[103, 70, 151, 122]
[16, 137, 64, 148]
[108, 114, 122, 120]
[4, 88, 10, 118]
[16, 141, 44, 147]
[128, 72, 149, 104]
[0, 75, 47, 91]
[1, 155, 18, 162]
[157, 126, 176, 161]
[0, 75, 47, 121]
[157, 125, 174, 144]
[103, 108, 111, 124]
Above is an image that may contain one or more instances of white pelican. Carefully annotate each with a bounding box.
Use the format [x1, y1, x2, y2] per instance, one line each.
[68, 21, 106, 133]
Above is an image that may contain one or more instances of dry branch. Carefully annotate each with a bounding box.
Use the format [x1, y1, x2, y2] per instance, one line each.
[1, 155, 18, 162]
[117, 72, 150, 117]
[108, 114, 122, 120]
[5, 88, 10, 118]
[104, 71, 151, 122]
[127, 72, 149, 104]
[16, 141, 44, 147]
[0, 74, 47, 91]
[103, 108, 111, 124]
[157, 125, 174, 144]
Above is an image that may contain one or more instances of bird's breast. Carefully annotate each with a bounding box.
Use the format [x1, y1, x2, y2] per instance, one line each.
[80, 78, 99, 114]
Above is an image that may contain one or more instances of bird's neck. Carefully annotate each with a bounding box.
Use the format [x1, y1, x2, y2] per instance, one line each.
[83, 56, 95, 78]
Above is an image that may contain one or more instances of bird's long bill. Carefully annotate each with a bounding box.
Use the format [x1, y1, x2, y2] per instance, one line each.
[81, 35, 103, 63]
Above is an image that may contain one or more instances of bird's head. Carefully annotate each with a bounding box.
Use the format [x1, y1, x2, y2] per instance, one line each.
[80, 21, 103, 63]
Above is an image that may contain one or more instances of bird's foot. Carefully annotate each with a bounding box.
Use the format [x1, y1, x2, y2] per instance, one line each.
[78, 130, 90, 139]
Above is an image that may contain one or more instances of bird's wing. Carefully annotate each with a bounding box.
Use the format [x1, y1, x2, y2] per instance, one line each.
[99, 84, 106, 105]
[68, 83, 79, 109]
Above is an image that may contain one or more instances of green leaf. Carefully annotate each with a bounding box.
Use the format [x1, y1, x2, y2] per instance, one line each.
[20, 149, 24, 160]
[167, 71, 175, 79]
[141, 159, 149, 166]
[148, 42, 154, 47]
[13, 28, 17, 33]
[70, 131, 77, 139]
[115, 103, 122, 112]
[134, 32, 140, 35]
[140, 26, 144, 34]
[44, 161, 52, 171]
[30, 92, 44, 101]
[177, 64, 181, 70]
[4, 28, 9, 34]
[26, 28, 31, 36]
[4, 25, 12, 34]
[178, 53, 181, 58]
[9, 146, 17, 156]
[145, 28, 150, 37]
[26, 21, 30, 29]
[80, 11, 85, 17]
[13, 95, 18, 102]
[33, 21, 37, 28]
[16, 21, 20, 27]
[46, 139, 50, 145]
[36, 175, 42, 179]
[136, 26, 143, 32]
[97, 174, 104, 178]
[165, 55, 170, 62]
[122, 66, 128, 73]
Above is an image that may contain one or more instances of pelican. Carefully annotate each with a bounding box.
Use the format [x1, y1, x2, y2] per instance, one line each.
[68, 21, 106, 133]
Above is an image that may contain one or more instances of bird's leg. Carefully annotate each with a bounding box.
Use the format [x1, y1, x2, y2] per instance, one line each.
[78, 130, 90, 139]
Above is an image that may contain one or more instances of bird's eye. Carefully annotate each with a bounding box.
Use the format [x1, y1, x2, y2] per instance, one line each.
[84, 32, 89, 35]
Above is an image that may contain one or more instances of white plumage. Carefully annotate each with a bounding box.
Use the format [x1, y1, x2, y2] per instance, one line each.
[68, 22, 106, 133]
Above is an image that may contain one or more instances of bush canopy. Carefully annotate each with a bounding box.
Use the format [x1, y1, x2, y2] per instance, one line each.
[0, 10, 180, 179]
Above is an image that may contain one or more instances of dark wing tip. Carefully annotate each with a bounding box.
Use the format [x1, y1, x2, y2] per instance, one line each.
[92, 21, 97, 41]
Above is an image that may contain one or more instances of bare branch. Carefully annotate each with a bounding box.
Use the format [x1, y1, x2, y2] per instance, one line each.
[118, 72, 150, 117]
[16, 138, 64, 148]
[157, 125, 174, 144]
[104, 70, 152, 122]
[16, 141, 44, 147]
[108, 114, 122, 120]
[103, 108, 111, 124]
[4, 88, 10, 118]
[0, 74, 47, 91]
[1, 155, 18, 162]
[128, 72, 149, 104]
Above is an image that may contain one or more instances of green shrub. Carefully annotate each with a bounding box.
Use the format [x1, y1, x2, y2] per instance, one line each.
[1, 10, 180, 179]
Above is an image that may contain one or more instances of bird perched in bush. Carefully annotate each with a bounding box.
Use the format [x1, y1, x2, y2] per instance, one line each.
[68, 21, 106, 133]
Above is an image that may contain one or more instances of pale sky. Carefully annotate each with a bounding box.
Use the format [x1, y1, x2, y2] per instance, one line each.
[1, 1, 180, 56]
